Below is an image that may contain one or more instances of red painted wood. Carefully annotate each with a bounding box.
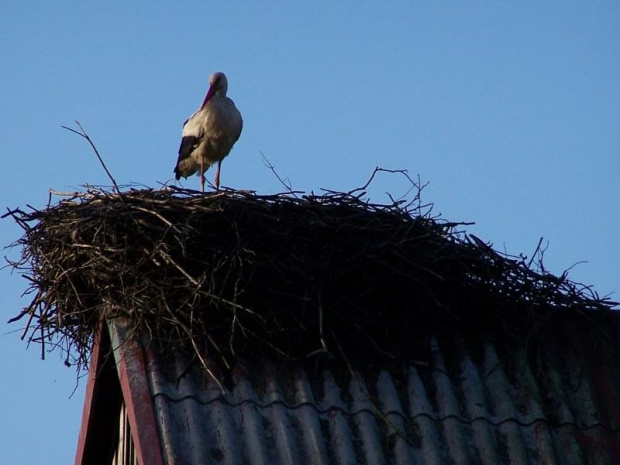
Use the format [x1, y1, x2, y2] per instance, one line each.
[112, 321, 165, 465]
[74, 324, 103, 465]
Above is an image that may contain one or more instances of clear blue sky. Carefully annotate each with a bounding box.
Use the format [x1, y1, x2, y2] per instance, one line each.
[1, 2, 618, 463]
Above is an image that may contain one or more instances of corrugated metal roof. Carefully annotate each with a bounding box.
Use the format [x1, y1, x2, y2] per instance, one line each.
[125, 318, 620, 465]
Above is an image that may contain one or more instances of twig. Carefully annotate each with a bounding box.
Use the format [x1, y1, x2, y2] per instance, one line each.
[260, 151, 295, 195]
[527, 237, 545, 269]
[61, 121, 122, 198]
[348, 166, 410, 196]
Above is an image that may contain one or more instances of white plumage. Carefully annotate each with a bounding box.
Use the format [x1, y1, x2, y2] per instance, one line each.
[174, 72, 243, 191]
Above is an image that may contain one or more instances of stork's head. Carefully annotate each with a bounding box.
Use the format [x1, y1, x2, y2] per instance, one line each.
[202, 72, 229, 107]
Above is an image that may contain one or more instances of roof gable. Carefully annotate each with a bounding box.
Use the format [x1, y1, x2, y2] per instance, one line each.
[74, 322, 122, 465]
[75, 322, 164, 465]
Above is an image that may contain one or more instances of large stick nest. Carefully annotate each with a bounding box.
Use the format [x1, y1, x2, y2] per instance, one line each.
[4, 184, 617, 370]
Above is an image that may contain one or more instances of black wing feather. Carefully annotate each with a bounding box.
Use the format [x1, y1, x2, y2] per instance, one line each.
[174, 135, 200, 179]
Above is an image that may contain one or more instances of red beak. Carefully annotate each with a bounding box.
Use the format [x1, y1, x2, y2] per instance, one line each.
[201, 84, 216, 108]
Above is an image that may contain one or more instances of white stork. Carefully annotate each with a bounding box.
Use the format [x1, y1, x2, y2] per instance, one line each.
[174, 72, 243, 191]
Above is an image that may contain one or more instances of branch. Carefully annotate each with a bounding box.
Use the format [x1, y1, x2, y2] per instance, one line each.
[260, 151, 296, 195]
[61, 121, 122, 197]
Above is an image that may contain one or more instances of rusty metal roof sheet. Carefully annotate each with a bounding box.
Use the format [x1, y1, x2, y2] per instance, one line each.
[124, 317, 620, 465]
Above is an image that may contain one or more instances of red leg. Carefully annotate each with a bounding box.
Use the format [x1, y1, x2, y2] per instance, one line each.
[200, 157, 205, 193]
[214, 161, 222, 190]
